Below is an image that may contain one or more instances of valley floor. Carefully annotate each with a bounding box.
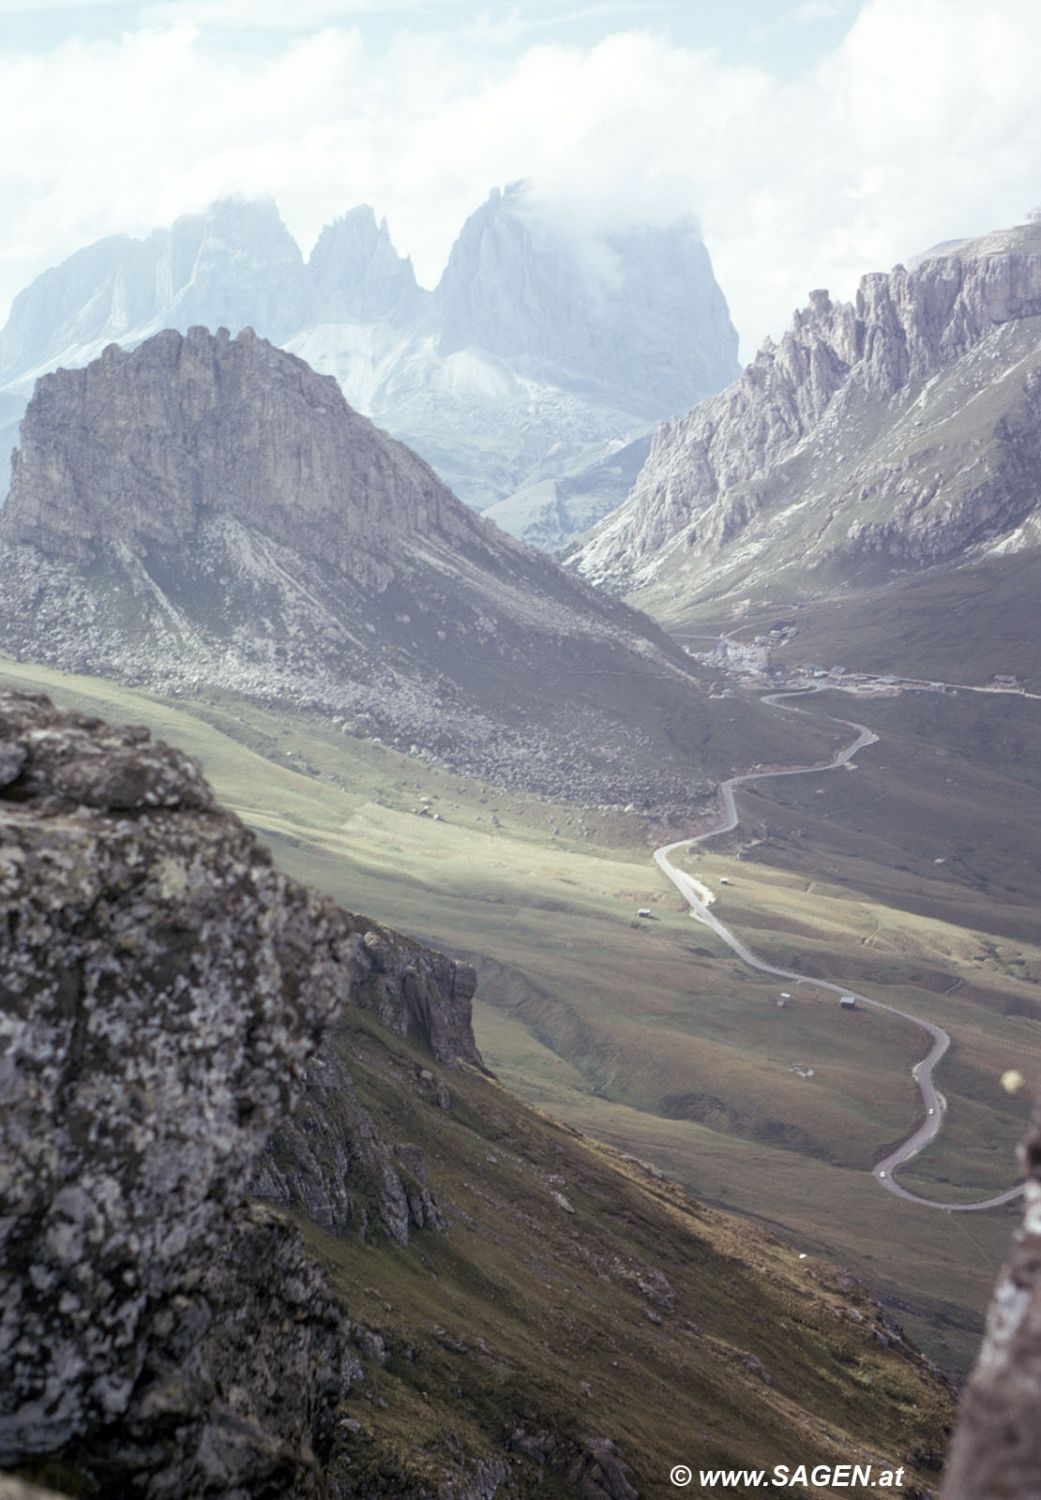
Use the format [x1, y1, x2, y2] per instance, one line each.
[4, 656, 1037, 1378]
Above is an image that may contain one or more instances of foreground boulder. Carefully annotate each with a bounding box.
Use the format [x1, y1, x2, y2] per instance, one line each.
[0, 690, 359, 1495]
[941, 1106, 1041, 1496]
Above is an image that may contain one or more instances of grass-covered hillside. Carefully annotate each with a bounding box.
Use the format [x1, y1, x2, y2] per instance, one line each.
[1, 659, 1029, 1381]
[308, 1008, 955, 1496]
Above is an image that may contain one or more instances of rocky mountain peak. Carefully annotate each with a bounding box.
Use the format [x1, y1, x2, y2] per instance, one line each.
[570, 222, 1041, 597]
[181, 193, 302, 261]
[0, 187, 742, 544]
[0, 197, 311, 393]
[308, 205, 419, 323]
[3, 324, 469, 567]
[161, 196, 313, 342]
[433, 181, 739, 417]
[0, 326, 760, 813]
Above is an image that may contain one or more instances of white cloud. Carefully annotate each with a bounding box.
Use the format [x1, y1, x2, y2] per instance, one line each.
[2, 0, 1041, 360]
[140, 0, 425, 28]
[791, 0, 845, 21]
[0, 1, 124, 11]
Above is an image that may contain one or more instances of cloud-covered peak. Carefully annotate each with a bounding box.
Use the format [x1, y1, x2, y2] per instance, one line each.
[432, 180, 737, 417]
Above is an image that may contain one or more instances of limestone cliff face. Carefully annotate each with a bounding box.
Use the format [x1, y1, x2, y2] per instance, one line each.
[0, 326, 724, 816]
[570, 223, 1041, 602]
[0, 690, 479, 1496]
[255, 923, 479, 1243]
[432, 183, 738, 419]
[2, 324, 472, 568]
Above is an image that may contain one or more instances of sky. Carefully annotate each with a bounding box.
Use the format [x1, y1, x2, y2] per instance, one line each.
[2, 0, 1041, 358]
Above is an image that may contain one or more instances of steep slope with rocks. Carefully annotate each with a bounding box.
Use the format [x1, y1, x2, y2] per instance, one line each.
[0, 324, 821, 814]
[0, 689, 355, 1497]
[481, 433, 653, 555]
[570, 223, 1041, 626]
[0, 188, 739, 543]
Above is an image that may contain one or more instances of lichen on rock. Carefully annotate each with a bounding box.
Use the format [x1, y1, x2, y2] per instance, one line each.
[0, 689, 358, 1494]
[940, 1103, 1041, 1497]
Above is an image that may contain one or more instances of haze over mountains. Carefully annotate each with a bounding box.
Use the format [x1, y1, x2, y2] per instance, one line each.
[570, 223, 1041, 652]
[0, 186, 739, 549]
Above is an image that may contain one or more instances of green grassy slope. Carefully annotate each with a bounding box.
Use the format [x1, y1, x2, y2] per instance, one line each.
[305, 1009, 955, 1497]
[775, 549, 1041, 693]
[1, 659, 1028, 1379]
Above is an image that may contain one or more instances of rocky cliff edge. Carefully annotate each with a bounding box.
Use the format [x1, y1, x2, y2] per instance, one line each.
[0, 689, 479, 1497]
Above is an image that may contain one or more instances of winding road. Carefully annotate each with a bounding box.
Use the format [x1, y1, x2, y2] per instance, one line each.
[655, 688, 1024, 1212]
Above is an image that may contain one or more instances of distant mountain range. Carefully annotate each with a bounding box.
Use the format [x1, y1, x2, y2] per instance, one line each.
[0, 186, 739, 548]
[569, 223, 1041, 662]
[0, 324, 810, 814]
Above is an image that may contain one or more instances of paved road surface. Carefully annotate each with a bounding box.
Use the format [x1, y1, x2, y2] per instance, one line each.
[654, 689, 1024, 1213]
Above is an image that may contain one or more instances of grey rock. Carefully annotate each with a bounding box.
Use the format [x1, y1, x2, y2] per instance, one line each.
[0, 1482, 72, 1500]
[326, 1456, 510, 1500]
[308, 205, 420, 325]
[0, 689, 356, 1493]
[252, 1044, 448, 1245]
[566, 1437, 639, 1500]
[433, 182, 738, 421]
[347, 928, 480, 1068]
[571, 221, 1041, 598]
[0, 197, 312, 389]
[506, 1430, 636, 1500]
[940, 1107, 1041, 1497]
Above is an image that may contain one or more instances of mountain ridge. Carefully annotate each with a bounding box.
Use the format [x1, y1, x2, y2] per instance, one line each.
[0, 186, 740, 545]
[0, 324, 817, 815]
[568, 221, 1041, 618]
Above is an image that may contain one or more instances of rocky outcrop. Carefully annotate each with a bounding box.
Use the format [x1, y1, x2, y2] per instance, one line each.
[253, 1048, 447, 1244]
[0, 325, 731, 817]
[253, 923, 476, 1242]
[940, 1104, 1041, 1497]
[1, 324, 469, 568]
[92, 1202, 357, 1499]
[0, 689, 482, 1496]
[348, 925, 480, 1066]
[505, 1430, 637, 1500]
[308, 205, 420, 325]
[0, 689, 355, 1492]
[570, 222, 1041, 600]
